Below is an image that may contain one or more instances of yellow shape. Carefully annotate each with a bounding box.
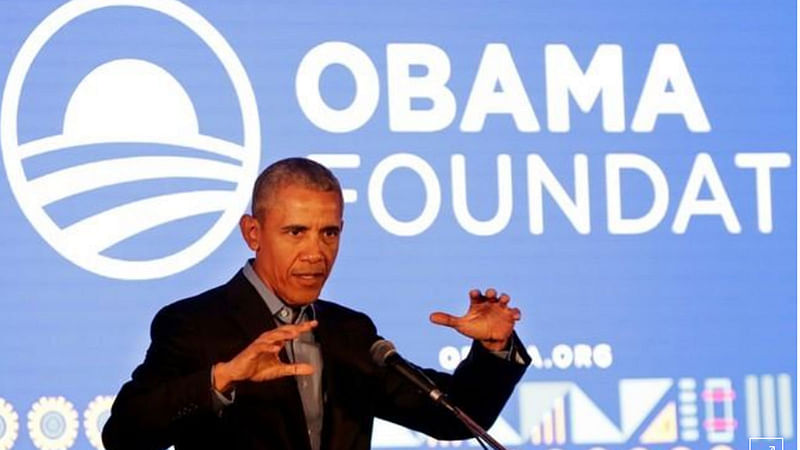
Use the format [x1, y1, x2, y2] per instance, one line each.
[640, 401, 678, 443]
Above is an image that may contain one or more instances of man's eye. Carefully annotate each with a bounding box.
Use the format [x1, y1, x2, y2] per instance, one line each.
[324, 229, 340, 238]
[288, 228, 302, 236]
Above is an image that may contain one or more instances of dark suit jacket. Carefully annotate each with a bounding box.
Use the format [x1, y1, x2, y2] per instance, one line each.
[103, 270, 530, 450]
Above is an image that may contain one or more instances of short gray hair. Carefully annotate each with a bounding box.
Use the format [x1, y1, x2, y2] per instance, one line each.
[251, 157, 343, 217]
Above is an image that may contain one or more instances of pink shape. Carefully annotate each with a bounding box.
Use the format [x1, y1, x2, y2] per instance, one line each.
[703, 418, 739, 431]
[701, 389, 737, 401]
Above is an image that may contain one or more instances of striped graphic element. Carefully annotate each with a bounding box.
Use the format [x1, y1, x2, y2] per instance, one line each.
[530, 395, 567, 446]
[745, 374, 794, 440]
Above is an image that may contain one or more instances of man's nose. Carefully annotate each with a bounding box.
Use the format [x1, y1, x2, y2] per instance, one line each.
[299, 236, 324, 263]
[300, 251, 323, 263]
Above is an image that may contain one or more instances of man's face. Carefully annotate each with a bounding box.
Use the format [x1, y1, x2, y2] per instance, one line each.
[240, 184, 343, 306]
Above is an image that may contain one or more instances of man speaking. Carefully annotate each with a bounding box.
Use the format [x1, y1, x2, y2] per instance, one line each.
[103, 158, 530, 449]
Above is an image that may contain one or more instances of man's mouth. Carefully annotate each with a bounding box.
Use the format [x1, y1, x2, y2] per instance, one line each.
[293, 272, 325, 283]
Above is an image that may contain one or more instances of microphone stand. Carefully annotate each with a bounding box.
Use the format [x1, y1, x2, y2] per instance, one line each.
[449, 404, 506, 450]
[416, 375, 506, 450]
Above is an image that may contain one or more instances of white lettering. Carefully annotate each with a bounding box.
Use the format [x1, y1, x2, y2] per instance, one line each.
[606, 153, 669, 234]
[387, 43, 456, 132]
[632, 44, 710, 132]
[306, 153, 361, 203]
[552, 344, 574, 369]
[527, 154, 591, 234]
[460, 43, 539, 132]
[546, 44, 625, 132]
[672, 153, 740, 233]
[368, 153, 441, 236]
[451, 154, 513, 235]
[438, 346, 461, 371]
[593, 343, 613, 369]
[296, 42, 379, 133]
[734, 152, 792, 233]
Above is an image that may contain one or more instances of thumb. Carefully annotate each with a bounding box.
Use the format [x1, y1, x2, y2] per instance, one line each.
[289, 363, 315, 376]
[429, 312, 460, 328]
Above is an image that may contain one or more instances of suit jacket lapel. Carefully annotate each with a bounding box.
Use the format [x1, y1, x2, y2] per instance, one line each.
[224, 269, 277, 341]
[314, 301, 362, 450]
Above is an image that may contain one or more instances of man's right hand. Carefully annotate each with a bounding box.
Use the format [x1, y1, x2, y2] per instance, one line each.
[212, 321, 318, 393]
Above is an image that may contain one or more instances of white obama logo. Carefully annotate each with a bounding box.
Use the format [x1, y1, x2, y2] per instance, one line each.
[0, 0, 260, 280]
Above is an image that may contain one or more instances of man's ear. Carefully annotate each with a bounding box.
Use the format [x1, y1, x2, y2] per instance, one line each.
[239, 214, 260, 251]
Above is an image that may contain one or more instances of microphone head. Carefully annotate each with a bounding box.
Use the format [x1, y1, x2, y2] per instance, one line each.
[370, 339, 397, 367]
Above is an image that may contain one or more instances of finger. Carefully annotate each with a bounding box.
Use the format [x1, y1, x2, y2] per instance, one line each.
[470, 289, 493, 305]
[256, 327, 296, 340]
[253, 363, 315, 382]
[499, 293, 510, 305]
[270, 363, 315, 378]
[278, 320, 318, 334]
[485, 288, 497, 300]
[296, 320, 318, 332]
[258, 321, 318, 344]
[250, 342, 282, 354]
[429, 312, 460, 328]
[257, 328, 300, 344]
[469, 289, 482, 304]
[291, 363, 315, 376]
[509, 307, 521, 320]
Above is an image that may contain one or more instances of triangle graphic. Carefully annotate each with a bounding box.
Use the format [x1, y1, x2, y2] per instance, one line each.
[620, 378, 673, 435]
[640, 401, 678, 444]
[570, 378, 673, 444]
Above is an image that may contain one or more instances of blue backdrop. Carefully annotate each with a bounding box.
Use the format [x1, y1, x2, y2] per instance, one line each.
[0, 1, 796, 449]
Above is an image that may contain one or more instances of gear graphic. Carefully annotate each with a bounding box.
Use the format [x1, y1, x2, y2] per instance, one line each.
[0, 398, 19, 450]
[27, 396, 79, 449]
[83, 395, 115, 449]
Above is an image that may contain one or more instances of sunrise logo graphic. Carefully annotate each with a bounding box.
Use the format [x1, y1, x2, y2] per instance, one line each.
[1, 0, 260, 280]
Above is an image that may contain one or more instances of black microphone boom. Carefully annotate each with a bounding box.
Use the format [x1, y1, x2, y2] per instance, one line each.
[370, 339, 454, 410]
[369, 339, 507, 450]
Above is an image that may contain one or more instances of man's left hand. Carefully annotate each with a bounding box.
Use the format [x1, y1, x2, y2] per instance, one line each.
[429, 288, 521, 351]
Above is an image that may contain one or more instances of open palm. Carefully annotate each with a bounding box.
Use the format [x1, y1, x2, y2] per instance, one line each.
[430, 289, 521, 351]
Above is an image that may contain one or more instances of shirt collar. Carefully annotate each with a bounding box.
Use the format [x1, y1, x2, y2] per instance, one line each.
[243, 259, 315, 324]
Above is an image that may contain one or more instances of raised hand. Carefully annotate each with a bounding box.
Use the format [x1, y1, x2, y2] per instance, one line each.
[212, 321, 317, 392]
[429, 289, 521, 351]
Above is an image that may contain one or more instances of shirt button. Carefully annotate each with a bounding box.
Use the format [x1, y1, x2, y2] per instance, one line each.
[279, 309, 289, 319]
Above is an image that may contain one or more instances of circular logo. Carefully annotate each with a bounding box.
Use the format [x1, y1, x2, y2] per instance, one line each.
[0, 398, 19, 450]
[27, 396, 79, 449]
[1, 0, 260, 280]
[83, 395, 114, 449]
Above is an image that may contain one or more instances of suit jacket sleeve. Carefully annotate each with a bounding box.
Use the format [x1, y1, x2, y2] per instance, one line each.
[372, 330, 531, 440]
[102, 304, 218, 450]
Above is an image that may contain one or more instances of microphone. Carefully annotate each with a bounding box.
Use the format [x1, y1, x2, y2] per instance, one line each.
[369, 339, 507, 450]
[369, 339, 455, 412]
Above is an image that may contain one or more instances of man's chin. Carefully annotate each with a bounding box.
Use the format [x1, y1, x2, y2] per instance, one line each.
[282, 288, 323, 306]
